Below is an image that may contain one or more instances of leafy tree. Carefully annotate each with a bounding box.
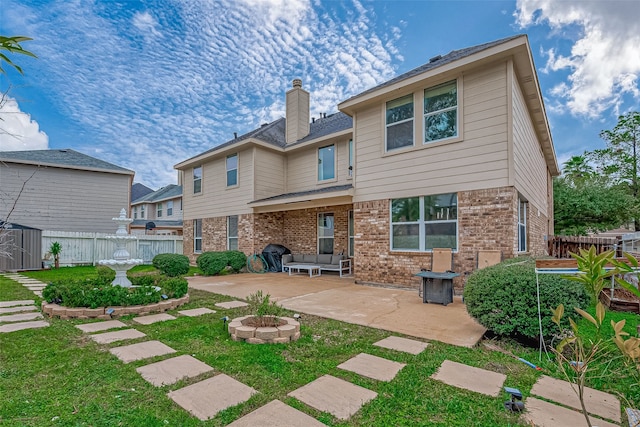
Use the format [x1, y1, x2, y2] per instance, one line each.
[0, 35, 36, 75]
[561, 154, 595, 185]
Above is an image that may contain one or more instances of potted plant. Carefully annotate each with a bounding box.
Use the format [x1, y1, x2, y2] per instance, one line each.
[49, 241, 61, 269]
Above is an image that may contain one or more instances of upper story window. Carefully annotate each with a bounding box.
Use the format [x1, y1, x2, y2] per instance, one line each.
[386, 94, 414, 151]
[348, 139, 353, 177]
[140, 205, 145, 219]
[226, 154, 238, 187]
[318, 144, 335, 181]
[157, 202, 163, 218]
[167, 200, 173, 217]
[193, 166, 202, 194]
[133, 206, 138, 219]
[424, 80, 458, 143]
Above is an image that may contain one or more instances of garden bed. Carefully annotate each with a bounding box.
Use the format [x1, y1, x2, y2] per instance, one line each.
[41, 294, 189, 319]
[599, 288, 640, 314]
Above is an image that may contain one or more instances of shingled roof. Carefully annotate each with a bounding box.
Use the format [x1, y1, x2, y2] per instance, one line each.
[0, 149, 133, 174]
[132, 184, 182, 204]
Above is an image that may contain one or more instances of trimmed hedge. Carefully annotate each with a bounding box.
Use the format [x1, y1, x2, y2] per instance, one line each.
[464, 257, 589, 341]
[152, 253, 190, 277]
[196, 250, 246, 275]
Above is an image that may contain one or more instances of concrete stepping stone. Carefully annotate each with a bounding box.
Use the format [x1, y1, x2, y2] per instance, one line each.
[33, 291, 42, 297]
[0, 305, 37, 314]
[523, 396, 620, 427]
[178, 307, 216, 317]
[431, 360, 505, 397]
[132, 313, 176, 325]
[0, 320, 50, 333]
[0, 312, 44, 323]
[110, 340, 176, 363]
[337, 353, 406, 382]
[168, 374, 256, 421]
[76, 320, 128, 333]
[373, 336, 429, 355]
[26, 285, 46, 289]
[227, 399, 326, 427]
[531, 375, 621, 423]
[90, 329, 146, 344]
[215, 301, 249, 309]
[136, 355, 213, 386]
[0, 300, 35, 308]
[626, 408, 640, 426]
[288, 374, 377, 420]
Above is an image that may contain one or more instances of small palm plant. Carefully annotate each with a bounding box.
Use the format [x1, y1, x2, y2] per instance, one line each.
[49, 241, 61, 269]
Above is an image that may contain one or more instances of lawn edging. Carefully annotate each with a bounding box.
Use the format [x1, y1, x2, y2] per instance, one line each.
[41, 294, 190, 319]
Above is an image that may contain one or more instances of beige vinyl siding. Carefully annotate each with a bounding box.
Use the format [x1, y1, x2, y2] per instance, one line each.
[512, 71, 548, 213]
[254, 148, 285, 200]
[182, 148, 254, 219]
[0, 163, 131, 233]
[354, 62, 510, 202]
[286, 139, 352, 193]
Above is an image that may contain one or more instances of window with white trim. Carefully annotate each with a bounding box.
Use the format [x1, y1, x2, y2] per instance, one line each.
[348, 210, 354, 257]
[391, 193, 457, 251]
[157, 202, 163, 218]
[140, 205, 145, 219]
[227, 215, 238, 250]
[518, 197, 528, 252]
[386, 94, 414, 151]
[167, 200, 173, 217]
[318, 213, 334, 254]
[348, 139, 353, 177]
[226, 154, 238, 187]
[424, 80, 458, 143]
[133, 206, 138, 219]
[318, 144, 335, 181]
[193, 166, 202, 194]
[194, 219, 202, 253]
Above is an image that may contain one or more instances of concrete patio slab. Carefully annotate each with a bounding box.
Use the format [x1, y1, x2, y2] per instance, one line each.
[215, 301, 249, 309]
[523, 397, 620, 427]
[337, 353, 406, 382]
[431, 360, 506, 397]
[76, 320, 128, 333]
[0, 300, 35, 308]
[178, 307, 216, 317]
[188, 274, 485, 347]
[530, 375, 621, 423]
[0, 320, 49, 333]
[90, 329, 147, 344]
[168, 374, 257, 421]
[110, 340, 177, 363]
[373, 336, 429, 355]
[0, 312, 44, 323]
[136, 354, 213, 386]
[227, 399, 326, 427]
[288, 374, 377, 420]
[132, 313, 176, 325]
[0, 305, 37, 314]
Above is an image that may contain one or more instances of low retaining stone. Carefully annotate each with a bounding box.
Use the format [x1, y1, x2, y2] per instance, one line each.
[229, 316, 301, 344]
[41, 295, 190, 319]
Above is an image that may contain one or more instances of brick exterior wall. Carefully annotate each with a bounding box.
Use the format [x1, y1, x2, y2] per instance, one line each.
[280, 205, 350, 255]
[526, 203, 550, 257]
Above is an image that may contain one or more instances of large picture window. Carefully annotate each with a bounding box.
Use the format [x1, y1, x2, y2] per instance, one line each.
[424, 80, 458, 143]
[318, 145, 335, 181]
[227, 215, 238, 250]
[226, 154, 238, 187]
[391, 193, 457, 251]
[194, 219, 202, 253]
[193, 166, 202, 194]
[518, 197, 527, 252]
[386, 94, 414, 151]
[318, 213, 334, 254]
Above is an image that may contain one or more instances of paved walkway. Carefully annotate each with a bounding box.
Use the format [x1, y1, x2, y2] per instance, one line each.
[187, 273, 486, 347]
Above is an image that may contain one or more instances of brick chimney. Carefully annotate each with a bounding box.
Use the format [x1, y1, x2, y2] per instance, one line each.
[285, 79, 310, 144]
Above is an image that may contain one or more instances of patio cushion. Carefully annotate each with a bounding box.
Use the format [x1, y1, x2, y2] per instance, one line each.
[331, 255, 344, 265]
[317, 254, 332, 264]
[292, 254, 305, 263]
[303, 254, 318, 263]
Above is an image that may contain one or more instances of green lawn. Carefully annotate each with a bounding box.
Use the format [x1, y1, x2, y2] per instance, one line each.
[1, 268, 637, 426]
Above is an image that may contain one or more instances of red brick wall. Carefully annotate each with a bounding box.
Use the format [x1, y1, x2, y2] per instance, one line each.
[281, 205, 351, 255]
[527, 203, 550, 257]
[251, 212, 285, 253]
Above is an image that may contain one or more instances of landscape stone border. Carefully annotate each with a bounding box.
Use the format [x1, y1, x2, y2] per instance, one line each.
[41, 295, 190, 320]
[228, 315, 300, 344]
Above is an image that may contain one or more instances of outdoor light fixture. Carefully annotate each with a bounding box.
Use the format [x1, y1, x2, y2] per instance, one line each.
[221, 316, 229, 331]
[293, 313, 301, 320]
[106, 308, 115, 316]
[504, 387, 524, 412]
[161, 294, 168, 300]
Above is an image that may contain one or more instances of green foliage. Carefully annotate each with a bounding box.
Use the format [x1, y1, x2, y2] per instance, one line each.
[225, 250, 247, 272]
[245, 290, 283, 327]
[196, 251, 228, 275]
[464, 257, 589, 341]
[49, 241, 62, 257]
[128, 273, 161, 287]
[160, 277, 188, 298]
[96, 265, 116, 283]
[0, 35, 36, 75]
[564, 247, 617, 304]
[152, 253, 190, 277]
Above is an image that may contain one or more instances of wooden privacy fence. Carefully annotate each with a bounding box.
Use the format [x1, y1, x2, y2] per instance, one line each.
[42, 231, 183, 266]
[547, 235, 620, 259]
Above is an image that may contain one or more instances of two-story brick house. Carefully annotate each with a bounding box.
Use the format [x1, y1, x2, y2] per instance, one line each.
[175, 34, 559, 289]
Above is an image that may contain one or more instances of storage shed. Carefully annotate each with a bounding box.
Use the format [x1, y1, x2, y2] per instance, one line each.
[0, 222, 42, 271]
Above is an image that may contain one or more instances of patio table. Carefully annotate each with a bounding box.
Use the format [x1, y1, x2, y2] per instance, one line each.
[288, 264, 321, 278]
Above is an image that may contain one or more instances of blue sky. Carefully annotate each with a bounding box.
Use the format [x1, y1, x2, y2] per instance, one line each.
[1, 0, 639, 189]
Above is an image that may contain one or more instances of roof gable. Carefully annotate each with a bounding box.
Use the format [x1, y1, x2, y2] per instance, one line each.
[0, 149, 133, 174]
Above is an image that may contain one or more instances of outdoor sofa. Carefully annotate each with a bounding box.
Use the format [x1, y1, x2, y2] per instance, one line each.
[281, 254, 352, 277]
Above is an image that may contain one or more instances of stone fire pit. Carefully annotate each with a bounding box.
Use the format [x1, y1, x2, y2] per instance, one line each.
[228, 315, 300, 344]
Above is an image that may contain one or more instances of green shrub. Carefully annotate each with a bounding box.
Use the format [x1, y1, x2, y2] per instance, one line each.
[129, 273, 161, 287]
[152, 253, 190, 277]
[159, 277, 188, 298]
[226, 250, 247, 272]
[464, 257, 589, 342]
[96, 266, 116, 283]
[196, 251, 228, 276]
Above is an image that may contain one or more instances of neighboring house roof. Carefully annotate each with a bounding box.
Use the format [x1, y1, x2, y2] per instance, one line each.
[0, 149, 134, 175]
[250, 184, 354, 204]
[132, 184, 182, 204]
[131, 219, 183, 228]
[131, 183, 154, 202]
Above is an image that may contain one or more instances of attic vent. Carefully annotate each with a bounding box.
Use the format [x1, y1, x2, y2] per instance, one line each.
[59, 149, 68, 153]
[261, 123, 268, 127]
[429, 55, 442, 63]
[234, 132, 238, 139]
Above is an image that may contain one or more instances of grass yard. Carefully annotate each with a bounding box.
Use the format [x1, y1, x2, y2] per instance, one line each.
[1, 268, 638, 426]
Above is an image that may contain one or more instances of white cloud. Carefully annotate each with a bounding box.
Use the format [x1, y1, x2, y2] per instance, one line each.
[0, 97, 48, 151]
[132, 11, 163, 40]
[515, 0, 640, 117]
